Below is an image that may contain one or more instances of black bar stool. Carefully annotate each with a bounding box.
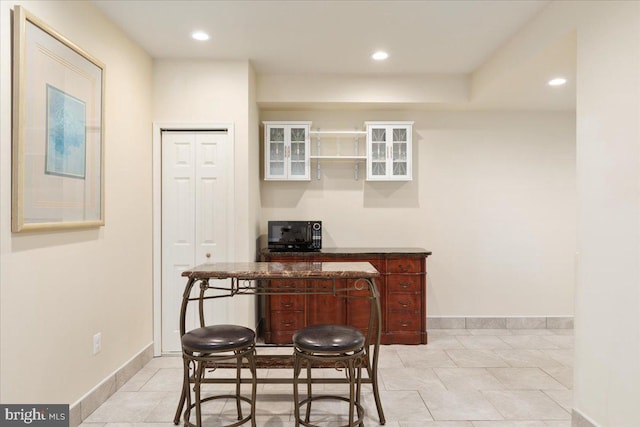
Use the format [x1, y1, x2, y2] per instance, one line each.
[181, 324, 257, 427]
[292, 324, 366, 427]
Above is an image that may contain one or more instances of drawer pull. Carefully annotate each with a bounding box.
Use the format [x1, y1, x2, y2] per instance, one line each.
[280, 283, 295, 289]
[398, 300, 411, 308]
[399, 281, 412, 289]
[280, 301, 294, 308]
[280, 320, 295, 327]
[399, 321, 411, 327]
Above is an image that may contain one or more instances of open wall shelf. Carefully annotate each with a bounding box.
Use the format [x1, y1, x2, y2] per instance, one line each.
[310, 129, 367, 180]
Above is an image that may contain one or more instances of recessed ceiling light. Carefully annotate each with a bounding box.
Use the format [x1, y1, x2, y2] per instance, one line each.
[372, 51, 389, 61]
[192, 31, 210, 41]
[548, 77, 567, 86]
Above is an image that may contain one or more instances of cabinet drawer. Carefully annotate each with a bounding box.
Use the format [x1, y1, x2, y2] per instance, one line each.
[270, 279, 304, 291]
[269, 294, 304, 311]
[387, 312, 420, 331]
[387, 293, 421, 311]
[387, 275, 422, 293]
[387, 258, 423, 273]
[271, 311, 305, 331]
[365, 258, 385, 273]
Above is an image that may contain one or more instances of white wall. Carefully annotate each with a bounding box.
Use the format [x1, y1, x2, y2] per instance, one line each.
[0, 0, 153, 404]
[248, 64, 261, 255]
[478, 1, 640, 425]
[260, 109, 576, 317]
[153, 59, 259, 327]
[257, 74, 469, 105]
[574, 2, 640, 425]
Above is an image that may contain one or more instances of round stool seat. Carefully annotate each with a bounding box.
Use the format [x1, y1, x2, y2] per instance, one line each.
[293, 324, 366, 427]
[293, 324, 365, 353]
[182, 324, 255, 353]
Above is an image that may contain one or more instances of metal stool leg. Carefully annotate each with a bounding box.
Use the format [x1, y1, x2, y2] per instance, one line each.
[174, 385, 186, 425]
[356, 360, 364, 427]
[293, 352, 302, 427]
[367, 356, 386, 425]
[194, 361, 204, 427]
[182, 358, 193, 426]
[347, 360, 355, 426]
[248, 349, 257, 427]
[235, 350, 243, 420]
[305, 361, 312, 423]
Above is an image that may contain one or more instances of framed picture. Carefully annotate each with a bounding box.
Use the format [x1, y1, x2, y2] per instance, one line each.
[12, 6, 105, 232]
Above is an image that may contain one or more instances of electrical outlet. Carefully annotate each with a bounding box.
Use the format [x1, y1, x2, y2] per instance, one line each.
[93, 332, 102, 355]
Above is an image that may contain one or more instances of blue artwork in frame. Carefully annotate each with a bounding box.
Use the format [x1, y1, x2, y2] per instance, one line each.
[45, 84, 86, 179]
[12, 6, 105, 232]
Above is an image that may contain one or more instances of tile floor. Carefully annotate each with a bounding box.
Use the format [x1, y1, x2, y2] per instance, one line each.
[80, 328, 573, 427]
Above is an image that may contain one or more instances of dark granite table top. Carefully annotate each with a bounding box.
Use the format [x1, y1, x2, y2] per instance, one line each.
[261, 247, 432, 257]
[182, 261, 380, 279]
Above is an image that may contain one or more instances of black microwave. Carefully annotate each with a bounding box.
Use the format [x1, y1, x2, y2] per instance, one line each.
[267, 221, 322, 251]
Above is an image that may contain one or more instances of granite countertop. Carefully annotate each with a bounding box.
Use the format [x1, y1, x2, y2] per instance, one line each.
[182, 261, 380, 279]
[261, 247, 432, 256]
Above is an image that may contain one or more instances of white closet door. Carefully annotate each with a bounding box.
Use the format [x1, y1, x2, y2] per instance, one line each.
[161, 131, 229, 353]
[194, 133, 229, 327]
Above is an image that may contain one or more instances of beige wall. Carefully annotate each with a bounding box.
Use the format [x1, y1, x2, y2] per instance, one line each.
[153, 59, 259, 327]
[0, 0, 153, 404]
[260, 109, 576, 317]
[257, 74, 469, 106]
[248, 64, 261, 256]
[480, 1, 640, 425]
[574, 2, 640, 425]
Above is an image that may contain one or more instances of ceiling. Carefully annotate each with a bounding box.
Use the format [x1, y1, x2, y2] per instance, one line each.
[92, 0, 575, 110]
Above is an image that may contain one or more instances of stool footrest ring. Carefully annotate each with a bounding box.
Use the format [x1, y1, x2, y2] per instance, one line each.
[295, 395, 365, 427]
[184, 394, 254, 427]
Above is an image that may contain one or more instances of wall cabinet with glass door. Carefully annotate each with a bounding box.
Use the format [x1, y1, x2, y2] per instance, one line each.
[263, 121, 311, 181]
[366, 121, 413, 181]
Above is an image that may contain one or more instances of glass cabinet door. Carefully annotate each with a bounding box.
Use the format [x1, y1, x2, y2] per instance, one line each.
[369, 127, 387, 178]
[391, 127, 408, 178]
[267, 126, 286, 179]
[288, 126, 308, 179]
[264, 122, 310, 181]
[366, 122, 412, 181]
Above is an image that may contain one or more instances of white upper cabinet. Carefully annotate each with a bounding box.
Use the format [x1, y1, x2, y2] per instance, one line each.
[264, 121, 311, 181]
[366, 121, 413, 181]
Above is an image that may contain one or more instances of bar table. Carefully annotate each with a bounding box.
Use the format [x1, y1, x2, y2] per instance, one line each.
[173, 261, 386, 425]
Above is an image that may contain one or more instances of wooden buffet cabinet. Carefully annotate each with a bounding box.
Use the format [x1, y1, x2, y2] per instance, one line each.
[260, 248, 432, 345]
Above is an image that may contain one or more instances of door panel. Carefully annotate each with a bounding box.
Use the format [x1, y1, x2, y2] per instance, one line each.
[195, 134, 229, 328]
[161, 131, 229, 352]
[162, 133, 196, 353]
[195, 133, 227, 264]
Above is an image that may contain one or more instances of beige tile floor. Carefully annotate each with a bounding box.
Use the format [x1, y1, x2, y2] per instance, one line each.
[80, 329, 573, 427]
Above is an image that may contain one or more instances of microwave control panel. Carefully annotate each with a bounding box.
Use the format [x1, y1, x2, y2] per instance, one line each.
[311, 221, 322, 249]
